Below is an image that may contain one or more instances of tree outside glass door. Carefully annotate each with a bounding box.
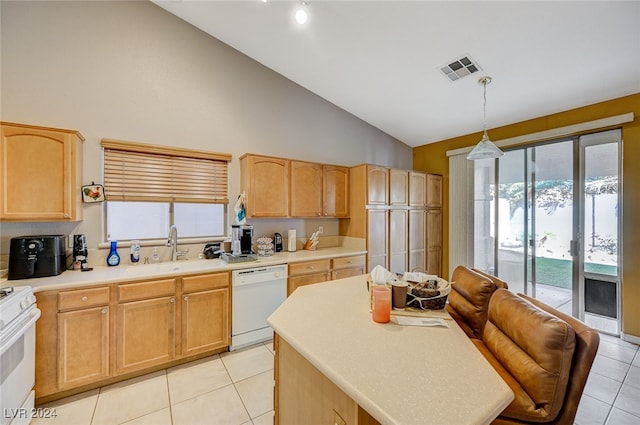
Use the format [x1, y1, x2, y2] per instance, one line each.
[475, 129, 620, 334]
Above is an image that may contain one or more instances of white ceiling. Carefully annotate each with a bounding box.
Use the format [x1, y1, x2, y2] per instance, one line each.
[152, 1, 640, 147]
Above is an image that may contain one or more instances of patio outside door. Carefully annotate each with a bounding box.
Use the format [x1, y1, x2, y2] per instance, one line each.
[478, 129, 620, 334]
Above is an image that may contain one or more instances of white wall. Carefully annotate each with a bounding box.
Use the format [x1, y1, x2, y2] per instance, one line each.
[0, 1, 412, 255]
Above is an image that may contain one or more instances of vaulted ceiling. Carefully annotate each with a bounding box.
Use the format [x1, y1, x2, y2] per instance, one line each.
[153, 1, 640, 147]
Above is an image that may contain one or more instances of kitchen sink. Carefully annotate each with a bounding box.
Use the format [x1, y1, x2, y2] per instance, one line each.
[121, 259, 220, 277]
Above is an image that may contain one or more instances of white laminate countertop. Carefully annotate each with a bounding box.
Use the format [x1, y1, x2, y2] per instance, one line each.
[1, 246, 366, 293]
[268, 275, 514, 425]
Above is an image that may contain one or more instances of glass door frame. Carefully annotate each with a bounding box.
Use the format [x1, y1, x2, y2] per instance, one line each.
[492, 133, 621, 329]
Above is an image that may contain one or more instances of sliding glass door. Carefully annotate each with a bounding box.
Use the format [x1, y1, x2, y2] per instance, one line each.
[474, 129, 621, 334]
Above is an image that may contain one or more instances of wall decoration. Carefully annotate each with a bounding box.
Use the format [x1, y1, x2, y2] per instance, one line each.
[82, 182, 105, 203]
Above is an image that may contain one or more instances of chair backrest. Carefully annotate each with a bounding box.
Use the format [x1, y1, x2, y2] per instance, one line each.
[446, 265, 499, 338]
[472, 268, 509, 289]
[517, 293, 600, 425]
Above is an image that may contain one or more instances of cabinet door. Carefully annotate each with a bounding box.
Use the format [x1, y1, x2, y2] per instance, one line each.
[116, 297, 175, 374]
[323, 165, 349, 217]
[288, 272, 330, 295]
[389, 169, 408, 206]
[409, 171, 427, 207]
[57, 306, 109, 390]
[1, 122, 83, 221]
[367, 209, 388, 272]
[389, 209, 408, 274]
[182, 287, 229, 356]
[242, 155, 289, 217]
[426, 209, 443, 276]
[426, 174, 443, 208]
[291, 161, 323, 217]
[408, 209, 426, 272]
[366, 166, 389, 205]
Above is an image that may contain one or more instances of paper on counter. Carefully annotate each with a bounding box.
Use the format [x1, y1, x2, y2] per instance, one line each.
[391, 316, 449, 328]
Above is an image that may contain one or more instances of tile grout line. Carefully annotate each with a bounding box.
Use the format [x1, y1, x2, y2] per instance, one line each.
[164, 368, 175, 425]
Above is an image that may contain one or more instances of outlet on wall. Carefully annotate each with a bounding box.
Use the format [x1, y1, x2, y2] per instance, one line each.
[318, 226, 323, 234]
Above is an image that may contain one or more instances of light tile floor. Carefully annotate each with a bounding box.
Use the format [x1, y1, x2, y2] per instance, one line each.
[32, 342, 276, 425]
[33, 335, 639, 425]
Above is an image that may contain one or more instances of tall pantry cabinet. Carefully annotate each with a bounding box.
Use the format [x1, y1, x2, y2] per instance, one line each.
[339, 165, 442, 276]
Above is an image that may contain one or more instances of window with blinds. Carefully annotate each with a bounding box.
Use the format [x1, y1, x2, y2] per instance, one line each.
[102, 139, 230, 203]
[101, 139, 231, 241]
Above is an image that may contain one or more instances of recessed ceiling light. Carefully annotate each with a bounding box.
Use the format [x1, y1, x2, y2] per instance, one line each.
[439, 55, 482, 82]
[295, 2, 309, 25]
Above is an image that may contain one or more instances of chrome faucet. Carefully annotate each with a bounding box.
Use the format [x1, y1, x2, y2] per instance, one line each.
[167, 225, 189, 261]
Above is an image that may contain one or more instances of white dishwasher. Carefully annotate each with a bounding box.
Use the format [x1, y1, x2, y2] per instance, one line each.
[231, 264, 287, 351]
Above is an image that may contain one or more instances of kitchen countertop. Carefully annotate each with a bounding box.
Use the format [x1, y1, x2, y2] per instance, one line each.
[267, 275, 514, 425]
[1, 246, 366, 293]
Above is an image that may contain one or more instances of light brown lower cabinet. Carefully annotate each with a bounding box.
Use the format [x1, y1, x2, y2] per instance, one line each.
[57, 306, 110, 390]
[34, 272, 230, 404]
[274, 334, 380, 425]
[288, 259, 331, 295]
[288, 255, 366, 295]
[181, 273, 230, 356]
[116, 296, 176, 375]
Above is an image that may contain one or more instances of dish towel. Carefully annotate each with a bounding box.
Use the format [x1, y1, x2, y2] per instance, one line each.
[234, 192, 247, 225]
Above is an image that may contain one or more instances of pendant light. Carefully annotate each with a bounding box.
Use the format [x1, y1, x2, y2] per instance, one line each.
[467, 76, 504, 160]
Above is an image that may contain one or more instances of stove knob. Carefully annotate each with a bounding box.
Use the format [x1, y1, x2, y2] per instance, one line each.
[20, 299, 30, 309]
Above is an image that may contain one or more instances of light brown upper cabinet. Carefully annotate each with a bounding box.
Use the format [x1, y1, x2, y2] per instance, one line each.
[241, 154, 290, 218]
[409, 171, 427, 207]
[367, 165, 389, 205]
[291, 160, 323, 217]
[389, 169, 409, 206]
[0, 121, 84, 221]
[241, 154, 349, 219]
[426, 174, 443, 208]
[323, 165, 349, 218]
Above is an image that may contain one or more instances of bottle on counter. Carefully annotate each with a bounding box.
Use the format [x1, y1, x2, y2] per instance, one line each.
[107, 241, 121, 266]
[130, 240, 141, 263]
[151, 247, 160, 263]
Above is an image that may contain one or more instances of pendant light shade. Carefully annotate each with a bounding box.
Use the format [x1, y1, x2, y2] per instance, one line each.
[467, 76, 504, 160]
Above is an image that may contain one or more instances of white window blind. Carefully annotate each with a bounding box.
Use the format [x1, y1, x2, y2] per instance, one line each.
[101, 139, 231, 204]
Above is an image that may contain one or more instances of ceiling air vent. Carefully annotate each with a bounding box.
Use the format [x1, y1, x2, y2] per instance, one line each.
[439, 55, 481, 82]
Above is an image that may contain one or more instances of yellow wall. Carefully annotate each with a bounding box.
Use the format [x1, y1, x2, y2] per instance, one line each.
[413, 93, 640, 338]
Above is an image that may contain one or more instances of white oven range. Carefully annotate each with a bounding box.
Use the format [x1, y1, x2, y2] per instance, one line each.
[0, 286, 40, 425]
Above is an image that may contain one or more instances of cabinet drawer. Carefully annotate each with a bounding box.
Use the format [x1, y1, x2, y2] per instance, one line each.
[331, 266, 365, 280]
[182, 272, 229, 294]
[331, 255, 366, 270]
[118, 279, 176, 302]
[288, 272, 330, 295]
[58, 287, 110, 311]
[288, 259, 330, 276]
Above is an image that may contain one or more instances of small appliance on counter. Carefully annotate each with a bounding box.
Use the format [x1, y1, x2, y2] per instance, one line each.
[203, 242, 222, 259]
[240, 225, 254, 254]
[274, 233, 283, 252]
[8, 235, 66, 280]
[72, 234, 89, 270]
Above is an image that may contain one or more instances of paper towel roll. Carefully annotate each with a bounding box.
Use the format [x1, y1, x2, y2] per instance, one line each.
[288, 229, 297, 252]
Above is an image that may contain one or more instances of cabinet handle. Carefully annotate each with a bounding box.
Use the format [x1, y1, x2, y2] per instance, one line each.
[184, 296, 189, 302]
[170, 297, 175, 303]
[347, 260, 353, 264]
[81, 296, 88, 302]
[101, 308, 108, 314]
[307, 266, 314, 270]
[63, 213, 70, 218]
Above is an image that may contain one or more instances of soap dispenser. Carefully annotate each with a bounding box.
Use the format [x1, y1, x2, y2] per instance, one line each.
[107, 241, 121, 266]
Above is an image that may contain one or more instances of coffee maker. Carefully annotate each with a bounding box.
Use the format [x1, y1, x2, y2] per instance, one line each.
[240, 225, 254, 254]
[72, 234, 89, 270]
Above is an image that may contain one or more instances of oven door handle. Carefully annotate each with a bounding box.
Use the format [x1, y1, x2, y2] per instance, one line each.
[0, 308, 41, 356]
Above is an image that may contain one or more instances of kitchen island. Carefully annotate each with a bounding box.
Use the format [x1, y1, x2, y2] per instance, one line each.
[268, 275, 514, 425]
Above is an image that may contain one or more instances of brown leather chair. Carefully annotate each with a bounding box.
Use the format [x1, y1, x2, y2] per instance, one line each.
[446, 266, 505, 339]
[472, 289, 599, 425]
[490, 293, 600, 425]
